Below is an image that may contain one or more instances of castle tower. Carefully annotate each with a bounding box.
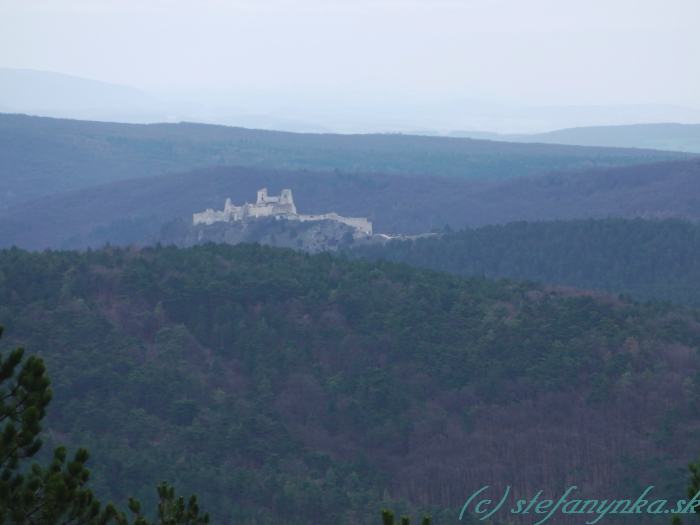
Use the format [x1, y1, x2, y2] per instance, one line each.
[280, 189, 293, 204]
[257, 188, 269, 204]
[279, 189, 297, 214]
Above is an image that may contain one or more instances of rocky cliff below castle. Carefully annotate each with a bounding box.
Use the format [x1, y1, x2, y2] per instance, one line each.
[162, 214, 379, 253]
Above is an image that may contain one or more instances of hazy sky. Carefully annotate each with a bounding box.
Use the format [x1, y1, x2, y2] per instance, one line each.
[1, 0, 699, 130]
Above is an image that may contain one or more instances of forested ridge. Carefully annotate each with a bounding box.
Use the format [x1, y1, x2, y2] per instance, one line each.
[1, 243, 700, 523]
[351, 218, 700, 307]
[5, 157, 700, 251]
[0, 112, 689, 211]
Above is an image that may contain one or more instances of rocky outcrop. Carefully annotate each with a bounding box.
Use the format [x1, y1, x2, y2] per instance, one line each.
[162, 216, 372, 253]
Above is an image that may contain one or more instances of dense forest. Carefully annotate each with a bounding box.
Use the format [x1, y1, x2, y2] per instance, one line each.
[1, 243, 699, 523]
[351, 218, 700, 307]
[0, 113, 688, 211]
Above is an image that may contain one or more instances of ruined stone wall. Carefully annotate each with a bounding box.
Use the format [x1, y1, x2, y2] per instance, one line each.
[297, 213, 372, 236]
[193, 188, 370, 236]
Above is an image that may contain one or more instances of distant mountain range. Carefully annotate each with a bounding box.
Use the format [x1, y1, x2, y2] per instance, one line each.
[0, 68, 160, 121]
[451, 123, 700, 153]
[3, 68, 700, 134]
[0, 68, 330, 132]
[1, 113, 687, 211]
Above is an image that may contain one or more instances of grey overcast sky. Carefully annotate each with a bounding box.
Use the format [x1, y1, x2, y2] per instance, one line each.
[1, 0, 699, 131]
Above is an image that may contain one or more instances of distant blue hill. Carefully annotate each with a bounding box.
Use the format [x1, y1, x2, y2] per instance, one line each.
[450, 122, 700, 153]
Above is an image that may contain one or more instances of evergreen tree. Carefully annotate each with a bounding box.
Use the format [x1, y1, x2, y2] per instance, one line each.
[380, 509, 431, 525]
[671, 455, 700, 524]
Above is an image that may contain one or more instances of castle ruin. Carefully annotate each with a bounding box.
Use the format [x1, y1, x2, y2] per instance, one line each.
[193, 188, 373, 237]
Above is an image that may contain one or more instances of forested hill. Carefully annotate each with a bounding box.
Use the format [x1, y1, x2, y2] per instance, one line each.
[351, 218, 700, 307]
[0, 112, 690, 210]
[4, 158, 700, 250]
[1, 243, 700, 523]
